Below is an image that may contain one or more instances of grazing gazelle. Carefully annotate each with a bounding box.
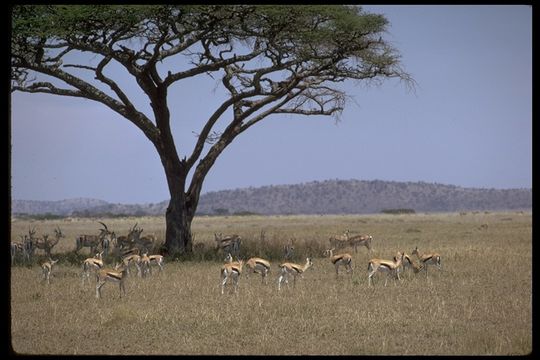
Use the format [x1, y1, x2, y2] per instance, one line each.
[368, 252, 404, 286]
[41, 258, 59, 284]
[245, 257, 271, 284]
[323, 248, 353, 278]
[81, 252, 104, 285]
[411, 246, 442, 274]
[277, 257, 313, 290]
[96, 263, 129, 299]
[220, 258, 244, 295]
[400, 253, 423, 275]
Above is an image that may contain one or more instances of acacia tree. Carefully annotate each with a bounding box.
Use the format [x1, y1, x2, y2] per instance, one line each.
[11, 5, 412, 255]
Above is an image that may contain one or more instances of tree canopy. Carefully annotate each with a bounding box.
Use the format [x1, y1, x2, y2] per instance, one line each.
[11, 5, 413, 253]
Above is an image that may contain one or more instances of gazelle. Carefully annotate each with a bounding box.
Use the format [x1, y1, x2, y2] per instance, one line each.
[215, 233, 241, 257]
[97, 221, 115, 257]
[30, 227, 63, 258]
[41, 258, 59, 284]
[81, 252, 104, 285]
[411, 246, 442, 274]
[132, 225, 156, 253]
[347, 234, 373, 253]
[140, 253, 151, 277]
[323, 248, 353, 278]
[75, 222, 110, 254]
[122, 253, 142, 277]
[400, 253, 423, 275]
[277, 257, 313, 291]
[115, 223, 139, 250]
[328, 230, 350, 250]
[146, 254, 164, 274]
[245, 257, 271, 284]
[220, 258, 244, 295]
[283, 242, 295, 260]
[368, 252, 404, 286]
[11, 238, 25, 263]
[22, 235, 34, 262]
[96, 263, 129, 299]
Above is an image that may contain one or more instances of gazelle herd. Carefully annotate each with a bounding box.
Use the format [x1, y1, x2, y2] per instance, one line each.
[12, 224, 443, 297]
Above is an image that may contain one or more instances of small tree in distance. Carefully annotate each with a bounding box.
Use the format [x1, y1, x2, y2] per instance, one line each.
[11, 5, 413, 255]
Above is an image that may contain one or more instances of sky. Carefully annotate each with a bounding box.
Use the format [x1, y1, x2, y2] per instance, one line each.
[10, 5, 532, 204]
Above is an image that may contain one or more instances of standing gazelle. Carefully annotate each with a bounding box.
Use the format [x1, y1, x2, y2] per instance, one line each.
[347, 234, 373, 253]
[411, 246, 442, 275]
[96, 264, 129, 299]
[323, 248, 353, 278]
[277, 257, 313, 290]
[220, 258, 244, 295]
[328, 230, 350, 250]
[368, 252, 404, 286]
[82, 252, 104, 285]
[146, 254, 164, 275]
[41, 258, 59, 284]
[122, 253, 142, 277]
[245, 257, 271, 284]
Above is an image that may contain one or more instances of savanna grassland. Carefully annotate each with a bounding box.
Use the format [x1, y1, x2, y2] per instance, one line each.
[10, 211, 532, 355]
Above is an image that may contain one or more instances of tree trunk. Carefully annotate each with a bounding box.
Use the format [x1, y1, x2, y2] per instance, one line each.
[164, 194, 193, 256]
[159, 155, 195, 256]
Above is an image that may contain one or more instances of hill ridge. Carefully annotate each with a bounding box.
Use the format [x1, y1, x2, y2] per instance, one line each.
[12, 179, 532, 217]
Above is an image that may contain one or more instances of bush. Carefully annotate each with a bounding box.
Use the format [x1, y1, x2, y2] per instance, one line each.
[380, 208, 416, 215]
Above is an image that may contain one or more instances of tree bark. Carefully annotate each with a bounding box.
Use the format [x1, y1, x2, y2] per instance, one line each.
[164, 192, 193, 256]
[159, 148, 195, 255]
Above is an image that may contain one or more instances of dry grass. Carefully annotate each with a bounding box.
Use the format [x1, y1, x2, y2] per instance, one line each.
[10, 211, 532, 355]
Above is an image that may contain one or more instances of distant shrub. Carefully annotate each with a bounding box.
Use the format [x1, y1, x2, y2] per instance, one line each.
[213, 208, 229, 216]
[232, 211, 260, 216]
[381, 208, 416, 215]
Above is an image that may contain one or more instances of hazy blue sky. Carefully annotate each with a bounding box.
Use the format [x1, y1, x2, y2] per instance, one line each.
[10, 5, 532, 204]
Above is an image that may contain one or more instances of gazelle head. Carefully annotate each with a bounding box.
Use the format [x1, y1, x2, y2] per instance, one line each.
[411, 246, 419, 257]
[54, 226, 65, 239]
[224, 253, 233, 263]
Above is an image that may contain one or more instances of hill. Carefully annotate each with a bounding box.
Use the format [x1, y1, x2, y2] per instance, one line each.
[11, 179, 532, 217]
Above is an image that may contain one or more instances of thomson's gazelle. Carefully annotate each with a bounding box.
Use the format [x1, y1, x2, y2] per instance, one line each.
[368, 252, 404, 286]
[277, 258, 313, 290]
[82, 252, 104, 285]
[122, 254, 142, 277]
[220, 258, 244, 295]
[245, 257, 271, 284]
[411, 246, 442, 275]
[96, 264, 129, 298]
[41, 258, 58, 284]
[323, 248, 353, 277]
[401, 253, 423, 275]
